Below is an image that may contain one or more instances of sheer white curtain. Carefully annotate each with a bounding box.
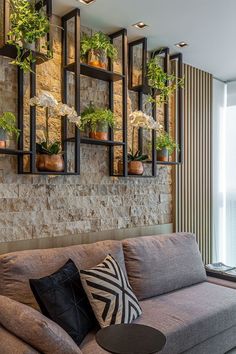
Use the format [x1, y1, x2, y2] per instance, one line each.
[213, 79, 236, 266]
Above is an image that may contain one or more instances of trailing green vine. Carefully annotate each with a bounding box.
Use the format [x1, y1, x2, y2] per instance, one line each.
[147, 54, 184, 106]
[7, 0, 52, 72]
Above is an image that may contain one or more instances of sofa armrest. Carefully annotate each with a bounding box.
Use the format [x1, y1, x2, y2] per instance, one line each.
[0, 325, 40, 354]
[207, 276, 236, 290]
[0, 295, 82, 354]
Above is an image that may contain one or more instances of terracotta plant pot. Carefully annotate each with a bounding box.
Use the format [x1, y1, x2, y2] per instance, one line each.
[89, 131, 108, 141]
[36, 154, 64, 172]
[0, 140, 6, 148]
[88, 50, 103, 68]
[157, 148, 169, 162]
[128, 161, 144, 175]
[0, 129, 7, 148]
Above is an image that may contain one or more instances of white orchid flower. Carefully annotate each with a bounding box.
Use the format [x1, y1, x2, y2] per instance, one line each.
[29, 91, 58, 108]
[57, 103, 74, 116]
[129, 110, 161, 130]
[67, 113, 81, 128]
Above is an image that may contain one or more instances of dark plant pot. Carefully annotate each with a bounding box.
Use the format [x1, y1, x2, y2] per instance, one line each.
[0, 128, 7, 148]
[128, 161, 144, 175]
[36, 154, 64, 172]
[89, 131, 108, 141]
[157, 148, 168, 162]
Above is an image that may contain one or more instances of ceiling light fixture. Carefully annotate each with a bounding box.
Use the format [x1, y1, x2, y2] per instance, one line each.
[133, 22, 148, 29]
[175, 41, 188, 48]
[79, 0, 96, 5]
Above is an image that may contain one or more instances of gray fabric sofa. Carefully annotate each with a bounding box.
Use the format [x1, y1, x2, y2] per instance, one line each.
[0, 232, 236, 354]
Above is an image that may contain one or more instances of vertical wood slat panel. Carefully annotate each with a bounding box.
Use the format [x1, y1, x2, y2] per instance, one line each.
[175, 64, 213, 264]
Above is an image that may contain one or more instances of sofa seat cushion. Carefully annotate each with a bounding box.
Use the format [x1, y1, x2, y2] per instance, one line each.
[122, 233, 207, 300]
[0, 240, 125, 310]
[80, 282, 236, 354]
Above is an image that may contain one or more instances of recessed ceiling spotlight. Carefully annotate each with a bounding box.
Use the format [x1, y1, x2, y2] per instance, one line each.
[175, 41, 188, 48]
[79, 0, 96, 5]
[133, 22, 148, 29]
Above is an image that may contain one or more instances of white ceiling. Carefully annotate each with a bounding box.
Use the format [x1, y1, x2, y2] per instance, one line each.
[53, 0, 236, 82]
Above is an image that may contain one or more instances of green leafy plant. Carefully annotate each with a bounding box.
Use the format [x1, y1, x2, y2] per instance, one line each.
[80, 106, 115, 132]
[7, 0, 52, 72]
[147, 55, 184, 105]
[0, 112, 20, 139]
[128, 150, 148, 162]
[81, 32, 117, 62]
[156, 132, 179, 155]
[36, 141, 61, 155]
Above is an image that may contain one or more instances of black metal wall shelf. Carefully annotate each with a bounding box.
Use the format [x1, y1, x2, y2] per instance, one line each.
[65, 62, 124, 82]
[66, 137, 125, 147]
[62, 9, 128, 177]
[128, 37, 183, 168]
[0, 149, 32, 156]
[0, 0, 53, 171]
[128, 37, 156, 177]
[0, 1, 183, 176]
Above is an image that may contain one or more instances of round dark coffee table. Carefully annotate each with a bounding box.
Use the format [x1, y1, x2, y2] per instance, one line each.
[96, 324, 166, 354]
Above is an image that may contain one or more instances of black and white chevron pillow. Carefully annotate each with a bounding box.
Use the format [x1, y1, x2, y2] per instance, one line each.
[80, 255, 142, 328]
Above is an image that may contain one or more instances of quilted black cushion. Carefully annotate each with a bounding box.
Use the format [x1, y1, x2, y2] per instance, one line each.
[30, 259, 96, 345]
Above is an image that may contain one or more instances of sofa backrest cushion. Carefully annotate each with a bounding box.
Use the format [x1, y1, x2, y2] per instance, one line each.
[0, 240, 125, 310]
[122, 233, 207, 300]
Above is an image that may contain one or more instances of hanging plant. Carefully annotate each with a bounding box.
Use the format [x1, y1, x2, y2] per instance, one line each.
[81, 31, 118, 69]
[147, 55, 184, 105]
[7, 0, 52, 72]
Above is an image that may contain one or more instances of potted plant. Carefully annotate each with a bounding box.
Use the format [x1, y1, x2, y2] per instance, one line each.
[81, 32, 117, 69]
[0, 112, 20, 148]
[147, 55, 184, 105]
[30, 92, 80, 172]
[128, 110, 160, 175]
[7, 0, 52, 72]
[156, 131, 179, 162]
[80, 106, 115, 141]
[127, 151, 148, 175]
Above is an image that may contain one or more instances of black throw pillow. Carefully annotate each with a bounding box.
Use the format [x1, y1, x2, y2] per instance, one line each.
[29, 259, 96, 345]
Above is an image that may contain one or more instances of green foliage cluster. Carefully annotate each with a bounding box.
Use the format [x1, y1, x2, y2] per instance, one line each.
[80, 104, 115, 132]
[147, 55, 184, 105]
[7, 0, 52, 72]
[81, 32, 118, 61]
[156, 132, 179, 155]
[0, 112, 20, 139]
[36, 141, 61, 155]
[128, 150, 148, 162]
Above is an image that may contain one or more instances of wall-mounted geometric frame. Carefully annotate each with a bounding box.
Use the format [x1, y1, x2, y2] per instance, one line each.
[62, 9, 128, 177]
[128, 39, 184, 167]
[0, 0, 54, 165]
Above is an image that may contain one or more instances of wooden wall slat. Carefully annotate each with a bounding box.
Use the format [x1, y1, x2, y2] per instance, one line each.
[175, 64, 213, 264]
